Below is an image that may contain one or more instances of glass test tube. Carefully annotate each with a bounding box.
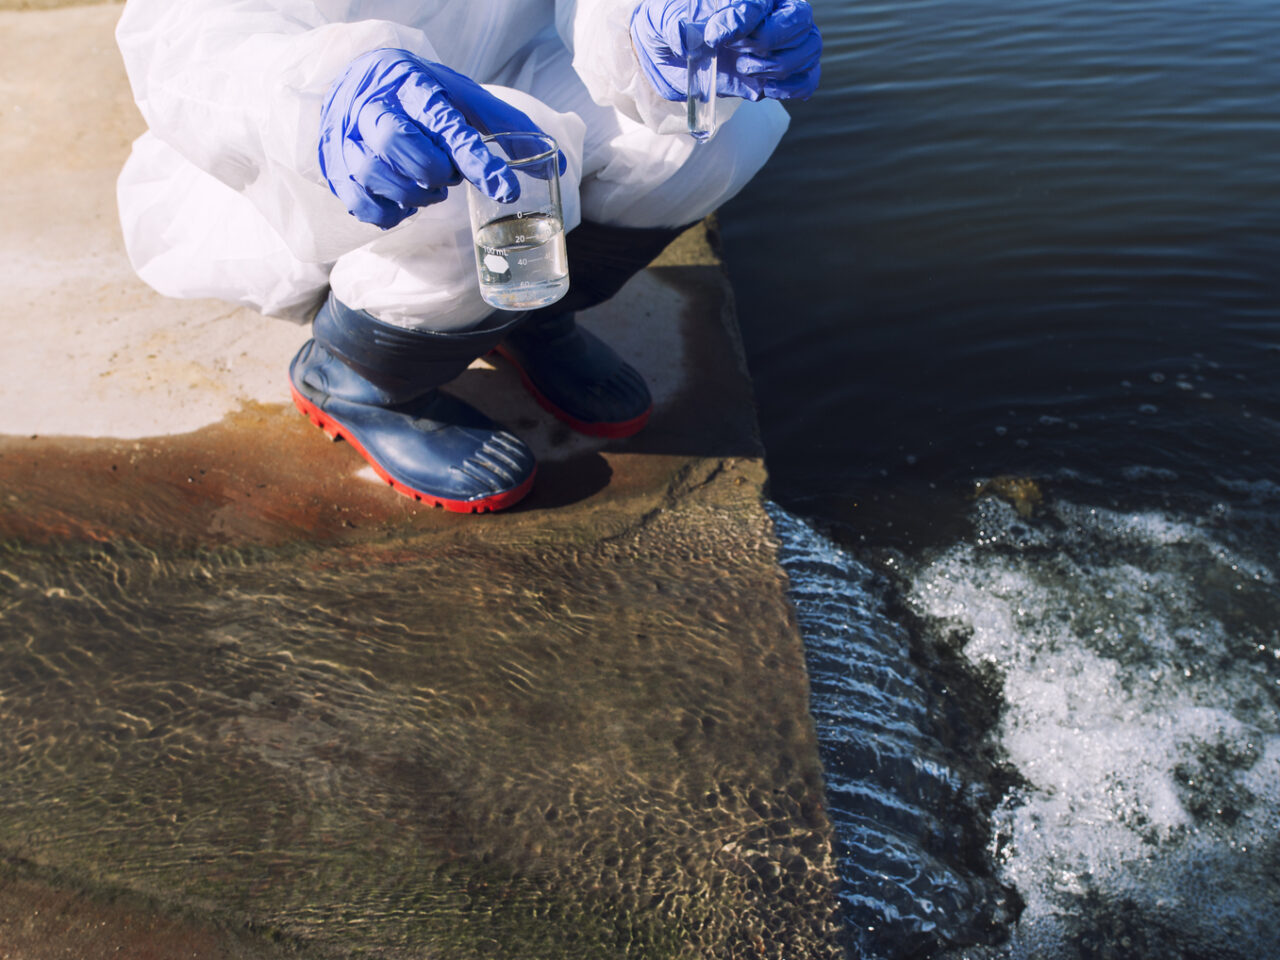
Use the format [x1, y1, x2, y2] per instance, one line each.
[684, 0, 718, 142]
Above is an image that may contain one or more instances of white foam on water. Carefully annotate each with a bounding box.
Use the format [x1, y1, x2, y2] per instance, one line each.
[907, 497, 1280, 958]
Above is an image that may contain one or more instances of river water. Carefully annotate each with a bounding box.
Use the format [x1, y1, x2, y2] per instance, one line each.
[721, 0, 1280, 956]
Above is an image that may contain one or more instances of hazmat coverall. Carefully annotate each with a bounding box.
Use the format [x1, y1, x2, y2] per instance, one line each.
[115, 0, 791, 332]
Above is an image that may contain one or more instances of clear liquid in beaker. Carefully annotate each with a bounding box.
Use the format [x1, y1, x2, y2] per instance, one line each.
[474, 212, 569, 310]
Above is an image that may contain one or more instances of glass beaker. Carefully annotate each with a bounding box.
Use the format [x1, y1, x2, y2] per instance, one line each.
[466, 132, 569, 311]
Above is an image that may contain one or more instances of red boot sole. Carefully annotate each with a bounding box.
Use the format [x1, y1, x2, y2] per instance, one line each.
[290, 384, 535, 514]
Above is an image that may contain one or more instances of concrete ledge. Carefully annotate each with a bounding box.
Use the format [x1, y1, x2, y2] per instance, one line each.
[0, 5, 844, 958]
[0, 224, 762, 550]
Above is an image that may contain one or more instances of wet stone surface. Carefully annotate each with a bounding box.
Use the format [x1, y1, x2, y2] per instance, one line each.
[0, 272, 846, 957]
[0, 6, 842, 955]
[1, 471, 842, 958]
[1, 312, 845, 960]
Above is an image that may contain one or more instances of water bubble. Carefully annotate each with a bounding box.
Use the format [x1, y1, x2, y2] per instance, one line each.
[1139, 404, 1159, 415]
[1150, 372, 1166, 383]
[995, 426, 1008, 436]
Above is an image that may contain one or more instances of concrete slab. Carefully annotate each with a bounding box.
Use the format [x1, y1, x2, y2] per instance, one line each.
[0, 4, 845, 958]
[0, 3, 313, 441]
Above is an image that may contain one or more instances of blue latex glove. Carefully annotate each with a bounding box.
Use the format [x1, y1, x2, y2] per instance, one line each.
[631, 0, 822, 103]
[319, 49, 548, 229]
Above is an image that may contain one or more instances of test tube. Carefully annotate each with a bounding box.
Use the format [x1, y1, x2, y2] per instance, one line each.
[684, 0, 717, 142]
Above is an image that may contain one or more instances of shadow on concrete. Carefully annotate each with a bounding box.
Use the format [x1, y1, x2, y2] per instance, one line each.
[515, 452, 614, 513]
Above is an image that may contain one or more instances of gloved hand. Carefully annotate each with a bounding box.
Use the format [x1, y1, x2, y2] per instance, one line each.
[319, 48, 547, 229]
[630, 0, 822, 103]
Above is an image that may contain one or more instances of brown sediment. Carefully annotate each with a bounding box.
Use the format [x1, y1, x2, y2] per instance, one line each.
[973, 474, 1045, 518]
[0, 401, 691, 549]
[0, 861, 299, 960]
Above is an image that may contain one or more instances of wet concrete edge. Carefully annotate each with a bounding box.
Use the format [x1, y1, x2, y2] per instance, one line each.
[0, 3, 846, 956]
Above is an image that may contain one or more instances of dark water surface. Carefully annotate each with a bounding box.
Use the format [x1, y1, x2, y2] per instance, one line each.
[722, 1, 1280, 957]
[725, 0, 1280, 517]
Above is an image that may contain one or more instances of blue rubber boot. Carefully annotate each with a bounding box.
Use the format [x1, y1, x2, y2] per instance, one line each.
[496, 312, 652, 438]
[493, 220, 692, 439]
[290, 294, 535, 513]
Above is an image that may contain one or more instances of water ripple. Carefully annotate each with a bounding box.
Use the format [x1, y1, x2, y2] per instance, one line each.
[770, 506, 1018, 957]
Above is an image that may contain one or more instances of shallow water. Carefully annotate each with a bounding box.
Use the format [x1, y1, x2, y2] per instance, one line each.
[725, 1, 1280, 954]
[0, 515, 841, 956]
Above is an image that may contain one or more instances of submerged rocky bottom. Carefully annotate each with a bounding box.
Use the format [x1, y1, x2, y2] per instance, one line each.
[0, 473, 843, 959]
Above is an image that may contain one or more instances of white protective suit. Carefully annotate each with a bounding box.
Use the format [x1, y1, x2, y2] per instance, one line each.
[115, 0, 789, 331]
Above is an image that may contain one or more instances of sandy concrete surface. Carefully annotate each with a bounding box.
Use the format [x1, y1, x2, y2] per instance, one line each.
[0, 3, 315, 440]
